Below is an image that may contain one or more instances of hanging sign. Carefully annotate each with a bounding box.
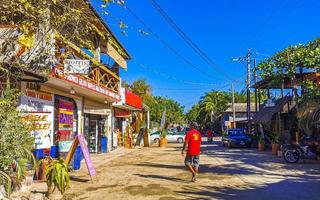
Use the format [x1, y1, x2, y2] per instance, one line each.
[64, 59, 90, 74]
[114, 108, 131, 118]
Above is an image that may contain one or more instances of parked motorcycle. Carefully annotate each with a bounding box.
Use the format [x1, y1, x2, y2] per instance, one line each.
[282, 137, 320, 163]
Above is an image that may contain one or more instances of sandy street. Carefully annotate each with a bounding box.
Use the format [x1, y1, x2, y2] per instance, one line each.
[63, 138, 320, 200]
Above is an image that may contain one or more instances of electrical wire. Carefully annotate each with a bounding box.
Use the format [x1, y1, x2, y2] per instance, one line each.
[132, 60, 219, 86]
[149, 0, 234, 80]
[122, 5, 224, 80]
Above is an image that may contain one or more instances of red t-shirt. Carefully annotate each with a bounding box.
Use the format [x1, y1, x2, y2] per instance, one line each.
[207, 130, 213, 137]
[185, 129, 202, 156]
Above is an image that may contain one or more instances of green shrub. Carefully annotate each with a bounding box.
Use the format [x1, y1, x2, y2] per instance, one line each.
[46, 158, 70, 194]
[0, 89, 35, 196]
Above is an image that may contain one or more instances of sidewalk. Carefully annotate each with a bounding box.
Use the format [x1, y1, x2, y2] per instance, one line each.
[10, 147, 139, 200]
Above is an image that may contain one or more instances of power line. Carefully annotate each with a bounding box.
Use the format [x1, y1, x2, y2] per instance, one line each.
[153, 87, 212, 91]
[149, 0, 233, 80]
[122, 5, 224, 80]
[132, 60, 218, 86]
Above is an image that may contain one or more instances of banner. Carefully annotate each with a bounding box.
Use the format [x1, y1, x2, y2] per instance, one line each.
[160, 108, 166, 130]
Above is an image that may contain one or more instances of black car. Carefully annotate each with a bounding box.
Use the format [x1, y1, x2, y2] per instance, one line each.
[222, 129, 252, 148]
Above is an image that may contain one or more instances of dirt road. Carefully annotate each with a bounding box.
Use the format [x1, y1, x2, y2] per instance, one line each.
[64, 138, 320, 200]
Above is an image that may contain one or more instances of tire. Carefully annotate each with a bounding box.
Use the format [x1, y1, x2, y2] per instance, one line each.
[177, 138, 184, 143]
[154, 138, 160, 144]
[227, 142, 232, 148]
[283, 150, 300, 163]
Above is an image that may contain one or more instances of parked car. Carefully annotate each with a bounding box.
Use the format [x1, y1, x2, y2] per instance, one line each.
[167, 131, 185, 143]
[222, 128, 252, 148]
[150, 130, 186, 143]
[150, 131, 161, 143]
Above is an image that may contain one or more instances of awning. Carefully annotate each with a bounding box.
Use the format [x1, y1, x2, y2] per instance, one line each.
[125, 89, 142, 110]
[252, 96, 293, 124]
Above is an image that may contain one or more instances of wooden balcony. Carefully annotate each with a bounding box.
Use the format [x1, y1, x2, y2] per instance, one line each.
[53, 38, 121, 97]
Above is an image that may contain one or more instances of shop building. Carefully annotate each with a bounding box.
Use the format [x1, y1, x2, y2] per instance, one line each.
[113, 88, 151, 148]
[1, 0, 131, 156]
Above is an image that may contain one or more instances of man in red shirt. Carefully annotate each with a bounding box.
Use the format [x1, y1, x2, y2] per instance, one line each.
[207, 129, 213, 143]
[181, 122, 202, 182]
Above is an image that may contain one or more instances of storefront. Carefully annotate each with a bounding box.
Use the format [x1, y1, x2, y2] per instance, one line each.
[113, 88, 143, 148]
[54, 95, 78, 142]
[83, 104, 111, 153]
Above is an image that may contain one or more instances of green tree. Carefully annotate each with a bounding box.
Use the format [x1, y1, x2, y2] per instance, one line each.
[198, 91, 230, 125]
[0, 89, 35, 196]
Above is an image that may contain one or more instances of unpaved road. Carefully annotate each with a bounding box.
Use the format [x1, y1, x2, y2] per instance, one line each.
[64, 138, 320, 200]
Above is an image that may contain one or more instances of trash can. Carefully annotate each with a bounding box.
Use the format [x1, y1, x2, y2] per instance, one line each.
[101, 136, 108, 153]
[50, 145, 58, 158]
[73, 146, 82, 170]
[33, 149, 44, 160]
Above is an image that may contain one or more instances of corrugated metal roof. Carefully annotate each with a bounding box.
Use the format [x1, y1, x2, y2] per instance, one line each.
[252, 96, 293, 124]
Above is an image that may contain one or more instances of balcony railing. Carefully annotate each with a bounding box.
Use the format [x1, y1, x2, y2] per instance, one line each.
[55, 38, 120, 95]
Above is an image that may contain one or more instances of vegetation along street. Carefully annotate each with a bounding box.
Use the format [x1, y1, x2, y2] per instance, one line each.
[0, 0, 320, 200]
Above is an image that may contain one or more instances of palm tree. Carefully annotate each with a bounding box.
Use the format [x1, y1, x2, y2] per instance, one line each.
[198, 91, 230, 125]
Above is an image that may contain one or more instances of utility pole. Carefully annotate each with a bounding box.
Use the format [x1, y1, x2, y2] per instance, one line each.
[231, 83, 236, 128]
[231, 49, 253, 134]
[246, 49, 252, 135]
[254, 58, 258, 113]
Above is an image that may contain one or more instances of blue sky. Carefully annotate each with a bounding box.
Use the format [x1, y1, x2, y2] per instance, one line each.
[91, 0, 320, 110]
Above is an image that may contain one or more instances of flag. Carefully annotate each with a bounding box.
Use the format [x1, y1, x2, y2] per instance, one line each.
[160, 108, 166, 130]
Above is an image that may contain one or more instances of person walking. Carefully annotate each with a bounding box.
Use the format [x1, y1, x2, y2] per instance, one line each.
[207, 128, 213, 144]
[181, 122, 202, 182]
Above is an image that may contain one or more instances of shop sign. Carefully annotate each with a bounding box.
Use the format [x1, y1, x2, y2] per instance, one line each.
[53, 68, 120, 100]
[114, 108, 131, 118]
[64, 59, 90, 74]
[78, 135, 96, 177]
[21, 112, 53, 149]
[19, 89, 53, 112]
[65, 135, 96, 177]
[84, 109, 111, 115]
[19, 89, 54, 149]
[58, 100, 74, 132]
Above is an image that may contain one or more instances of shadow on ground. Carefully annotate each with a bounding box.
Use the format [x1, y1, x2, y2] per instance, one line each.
[175, 175, 320, 200]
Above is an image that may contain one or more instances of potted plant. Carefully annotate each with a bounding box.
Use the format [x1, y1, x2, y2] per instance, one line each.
[159, 129, 167, 147]
[45, 158, 70, 199]
[271, 133, 280, 155]
[258, 137, 265, 151]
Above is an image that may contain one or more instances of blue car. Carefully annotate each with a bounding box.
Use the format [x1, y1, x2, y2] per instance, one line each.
[222, 129, 252, 148]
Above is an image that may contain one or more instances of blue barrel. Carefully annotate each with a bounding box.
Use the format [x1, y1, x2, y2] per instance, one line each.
[50, 145, 58, 158]
[101, 136, 108, 153]
[33, 149, 44, 160]
[73, 146, 82, 170]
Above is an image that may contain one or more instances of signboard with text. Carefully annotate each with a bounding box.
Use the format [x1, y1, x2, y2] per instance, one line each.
[53, 68, 120, 101]
[19, 89, 54, 149]
[64, 59, 90, 74]
[65, 135, 96, 177]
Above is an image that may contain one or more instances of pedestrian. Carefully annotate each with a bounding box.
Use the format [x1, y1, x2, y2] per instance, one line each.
[207, 128, 213, 144]
[181, 122, 202, 182]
